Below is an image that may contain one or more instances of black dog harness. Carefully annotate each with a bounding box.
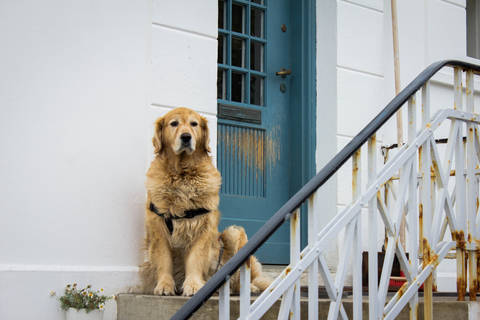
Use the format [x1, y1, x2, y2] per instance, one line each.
[149, 202, 210, 235]
[149, 202, 224, 273]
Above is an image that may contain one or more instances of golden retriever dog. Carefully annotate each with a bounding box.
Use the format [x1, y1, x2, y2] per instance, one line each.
[139, 107, 271, 296]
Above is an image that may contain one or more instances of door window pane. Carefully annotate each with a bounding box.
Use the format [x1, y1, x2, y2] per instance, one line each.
[232, 4, 245, 34]
[217, 0, 266, 107]
[232, 37, 245, 68]
[250, 8, 264, 38]
[217, 69, 226, 100]
[218, 0, 226, 29]
[250, 75, 264, 106]
[250, 42, 264, 72]
[218, 35, 226, 64]
[232, 72, 245, 103]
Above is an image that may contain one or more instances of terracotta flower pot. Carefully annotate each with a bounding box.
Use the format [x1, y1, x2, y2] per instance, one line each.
[65, 308, 104, 320]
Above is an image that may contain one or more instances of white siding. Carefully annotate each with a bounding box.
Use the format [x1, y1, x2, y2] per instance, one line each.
[150, 0, 218, 164]
[0, 1, 151, 319]
[337, 1, 384, 77]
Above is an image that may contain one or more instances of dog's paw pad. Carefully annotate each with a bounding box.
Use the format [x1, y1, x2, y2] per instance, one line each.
[182, 282, 204, 296]
[154, 283, 175, 296]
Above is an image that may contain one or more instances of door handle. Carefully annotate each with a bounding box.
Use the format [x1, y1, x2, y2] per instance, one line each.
[275, 68, 292, 78]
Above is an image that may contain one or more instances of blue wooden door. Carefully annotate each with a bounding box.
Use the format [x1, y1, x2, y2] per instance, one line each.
[217, 0, 291, 264]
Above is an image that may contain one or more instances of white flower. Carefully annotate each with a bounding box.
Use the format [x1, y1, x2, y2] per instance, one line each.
[50, 291, 56, 296]
[99, 303, 105, 310]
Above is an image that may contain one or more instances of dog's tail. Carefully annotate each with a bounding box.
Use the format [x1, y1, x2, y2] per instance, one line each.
[220, 225, 272, 293]
[133, 261, 157, 294]
[128, 238, 157, 294]
[220, 225, 248, 260]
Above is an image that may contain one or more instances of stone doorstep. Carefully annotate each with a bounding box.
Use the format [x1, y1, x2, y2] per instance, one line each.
[117, 293, 480, 320]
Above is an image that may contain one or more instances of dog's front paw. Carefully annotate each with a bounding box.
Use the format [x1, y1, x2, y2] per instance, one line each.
[154, 278, 176, 296]
[182, 279, 205, 296]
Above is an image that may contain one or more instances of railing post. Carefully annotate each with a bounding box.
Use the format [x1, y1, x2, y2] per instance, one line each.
[466, 69, 478, 300]
[454, 66, 467, 301]
[308, 196, 318, 320]
[278, 209, 301, 320]
[368, 134, 378, 320]
[408, 95, 419, 319]
[421, 80, 433, 320]
[239, 262, 251, 319]
[218, 278, 230, 320]
[352, 149, 362, 320]
[291, 209, 301, 319]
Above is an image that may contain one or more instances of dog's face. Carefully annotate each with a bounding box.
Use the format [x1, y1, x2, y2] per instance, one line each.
[153, 108, 211, 155]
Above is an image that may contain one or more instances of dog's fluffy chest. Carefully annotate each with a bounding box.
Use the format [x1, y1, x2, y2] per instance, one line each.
[159, 172, 209, 206]
[145, 159, 221, 216]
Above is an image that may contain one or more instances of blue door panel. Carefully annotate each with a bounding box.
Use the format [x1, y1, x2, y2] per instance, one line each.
[217, 0, 291, 264]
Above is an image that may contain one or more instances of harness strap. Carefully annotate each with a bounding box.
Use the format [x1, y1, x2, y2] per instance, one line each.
[149, 202, 210, 235]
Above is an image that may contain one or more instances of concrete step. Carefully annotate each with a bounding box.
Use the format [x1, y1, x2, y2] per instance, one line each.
[117, 293, 480, 320]
[261, 264, 329, 287]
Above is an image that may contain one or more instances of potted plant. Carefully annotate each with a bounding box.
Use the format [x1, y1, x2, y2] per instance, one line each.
[51, 283, 114, 320]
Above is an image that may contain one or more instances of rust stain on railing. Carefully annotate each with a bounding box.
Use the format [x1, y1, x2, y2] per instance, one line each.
[419, 204, 424, 254]
[455, 231, 467, 301]
[290, 210, 299, 241]
[284, 267, 291, 276]
[456, 231, 467, 250]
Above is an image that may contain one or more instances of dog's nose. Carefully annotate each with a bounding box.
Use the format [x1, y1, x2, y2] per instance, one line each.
[180, 133, 192, 143]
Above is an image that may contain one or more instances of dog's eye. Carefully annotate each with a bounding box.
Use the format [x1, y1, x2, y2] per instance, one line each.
[170, 121, 179, 127]
[191, 122, 198, 127]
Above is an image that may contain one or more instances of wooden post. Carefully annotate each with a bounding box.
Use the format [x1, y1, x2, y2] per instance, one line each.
[391, 0, 406, 252]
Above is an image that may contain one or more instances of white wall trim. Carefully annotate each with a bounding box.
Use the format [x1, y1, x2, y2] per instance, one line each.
[438, 0, 466, 9]
[0, 264, 139, 273]
[340, 0, 384, 13]
[152, 22, 217, 40]
[337, 65, 384, 79]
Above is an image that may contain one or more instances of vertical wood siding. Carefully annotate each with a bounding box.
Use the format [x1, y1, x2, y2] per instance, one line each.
[218, 124, 265, 197]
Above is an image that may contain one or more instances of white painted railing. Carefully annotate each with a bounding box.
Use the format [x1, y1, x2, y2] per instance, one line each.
[215, 65, 480, 319]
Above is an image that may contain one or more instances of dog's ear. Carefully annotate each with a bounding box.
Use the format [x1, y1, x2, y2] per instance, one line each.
[201, 116, 211, 153]
[152, 117, 164, 154]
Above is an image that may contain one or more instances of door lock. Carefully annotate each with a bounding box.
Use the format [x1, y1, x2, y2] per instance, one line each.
[275, 68, 292, 78]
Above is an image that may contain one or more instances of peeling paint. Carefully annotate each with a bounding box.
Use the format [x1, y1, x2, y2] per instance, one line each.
[290, 210, 299, 242]
[457, 277, 466, 301]
[266, 125, 282, 169]
[470, 279, 478, 301]
[422, 238, 432, 266]
[218, 124, 265, 197]
[285, 267, 291, 276]
[456, 231, 466, 250]
[419, 204, 424, 254]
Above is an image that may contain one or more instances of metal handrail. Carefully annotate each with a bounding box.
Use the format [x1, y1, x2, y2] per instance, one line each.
[171, 60, 480, 320]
